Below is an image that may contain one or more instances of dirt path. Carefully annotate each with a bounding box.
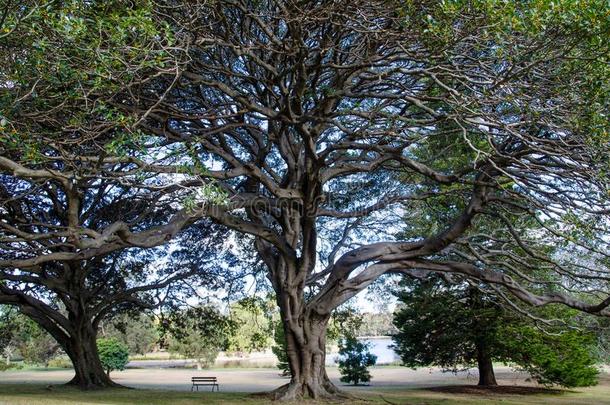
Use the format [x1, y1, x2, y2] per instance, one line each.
[0, 366, 534, 392]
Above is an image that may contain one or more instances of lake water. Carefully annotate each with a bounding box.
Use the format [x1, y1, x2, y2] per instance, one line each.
[326, 337, 399, 366]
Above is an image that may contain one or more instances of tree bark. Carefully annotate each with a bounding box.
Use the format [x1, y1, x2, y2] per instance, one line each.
[19, 303, 119, 389]
[63, 323, 119, 389]
[476, 340, 497, 386]
[271, 299, 348, 401]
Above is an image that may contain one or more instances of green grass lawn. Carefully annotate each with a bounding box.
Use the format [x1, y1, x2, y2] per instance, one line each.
[1, 384, 610, 405]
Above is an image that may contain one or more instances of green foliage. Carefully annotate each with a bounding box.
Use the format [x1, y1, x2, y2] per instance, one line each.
[588, 316, 610, 364]
[393, 0, 610, 206]
[97, 338, 129, 375]
[0, 306, 14, 354]
[501, 326, 599, 388]
[393, 278, 499, 372]
[0, 308, 59, 367]
[392, 277, 599, 388]
[400, 0, 610, 50]
[164, 306, 237, 369]
[337, 334, 377, 385]
[46, 357, 73, 369]
[15, 327, 59, 367]
[358, 313, 396, 337]
[271, 320, 290, 376]
[182, 183, 230, 213]
[327, 307, 364, 343]
[102, 313, 159, 356]
[0, 362, 21, 371]
[226, 297, 275, 354]
[0, 0, 175, 163]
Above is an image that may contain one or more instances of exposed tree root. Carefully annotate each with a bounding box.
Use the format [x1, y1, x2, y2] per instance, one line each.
[267, 379, 354, 401]
[65, 376, 126, 390]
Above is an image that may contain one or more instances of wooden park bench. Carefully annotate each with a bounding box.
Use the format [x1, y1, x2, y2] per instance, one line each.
[191, 376, 219, 392]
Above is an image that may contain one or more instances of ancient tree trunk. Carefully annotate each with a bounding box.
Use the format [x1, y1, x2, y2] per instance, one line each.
[476, 340, 497, 386]
[63, 322, 118, 389]
[271, 299, 348, 401]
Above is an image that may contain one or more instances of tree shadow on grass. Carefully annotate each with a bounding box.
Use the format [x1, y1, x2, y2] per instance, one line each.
[425, 385, 573, 396]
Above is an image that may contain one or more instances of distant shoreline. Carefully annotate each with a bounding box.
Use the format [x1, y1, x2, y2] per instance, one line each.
[359, 335, 392, 339]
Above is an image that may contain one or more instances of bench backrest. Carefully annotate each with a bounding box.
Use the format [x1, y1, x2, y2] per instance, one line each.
[192, 377, 217, 382]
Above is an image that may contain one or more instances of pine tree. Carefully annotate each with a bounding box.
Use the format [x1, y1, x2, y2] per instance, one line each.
[392, 276, 599, 387]
[337, 334, 377, 386]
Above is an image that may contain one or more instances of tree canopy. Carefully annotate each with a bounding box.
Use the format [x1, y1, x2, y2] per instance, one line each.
[0, 0, 608, 400]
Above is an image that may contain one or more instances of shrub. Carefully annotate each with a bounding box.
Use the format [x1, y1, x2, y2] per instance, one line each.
[0, 362, 22, 371]
[47, 357, 73, 369]
[97, 338, 129, 376]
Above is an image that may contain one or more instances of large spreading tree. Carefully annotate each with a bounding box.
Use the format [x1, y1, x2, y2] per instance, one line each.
[0, 1, 231, 388]
[119, 0, 610, 399]
[2, 0, 609, 400]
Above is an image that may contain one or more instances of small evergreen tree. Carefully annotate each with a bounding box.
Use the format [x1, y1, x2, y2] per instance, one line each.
[337, 334, 377, 385]
[97, 338, 129, 376]
[271, 320, 290, 376]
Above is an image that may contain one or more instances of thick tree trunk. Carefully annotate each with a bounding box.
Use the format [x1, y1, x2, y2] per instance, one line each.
[63, 323, 119, 389]
[262, 227, 347, 400]
[20, 304, 118, 389]
[271, 307, 348, 400]
[476, 340, 497, 386]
